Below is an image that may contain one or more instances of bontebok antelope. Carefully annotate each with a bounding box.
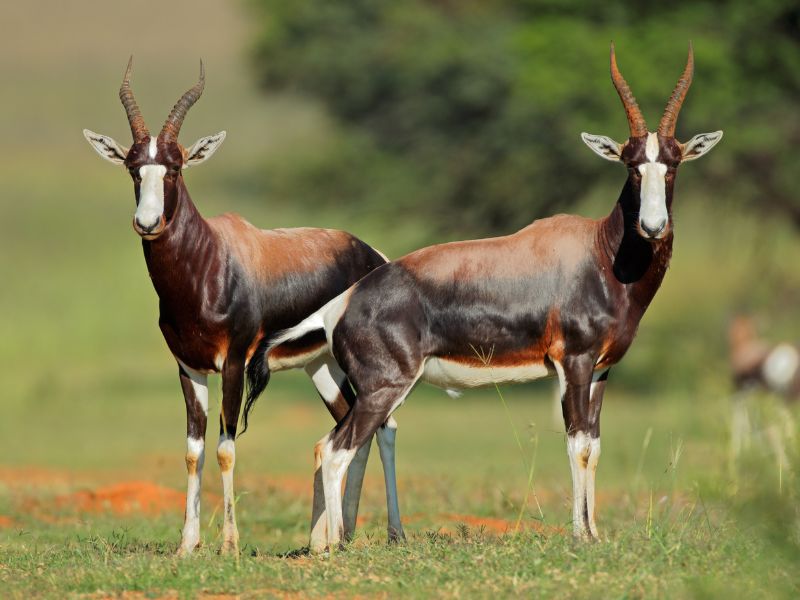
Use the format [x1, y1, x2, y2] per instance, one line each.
[83, 59, 405, 555]
[249, 44, 723, 546]
[728, 315, 798, 464]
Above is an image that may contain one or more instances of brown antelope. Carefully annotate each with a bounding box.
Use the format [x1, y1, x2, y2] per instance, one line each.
[728, 315, 798, 464]
[82, 59, 405, 555]
[729, 315, 800, 400]
[248, 44, 722, 547]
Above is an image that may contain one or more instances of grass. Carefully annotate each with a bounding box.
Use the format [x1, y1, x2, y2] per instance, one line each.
[1, 378, 798, 598]
[0, 515, 785, 598]
[1, 1, 800, 597]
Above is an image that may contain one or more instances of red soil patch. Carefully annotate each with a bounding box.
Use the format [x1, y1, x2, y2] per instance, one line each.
[55, 481, 186, 515]
[0, 515, 18, 528]
[440, 512, 562, 535]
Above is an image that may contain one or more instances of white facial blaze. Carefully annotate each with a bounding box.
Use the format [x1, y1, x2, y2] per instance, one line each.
[638, 132, 669, 234]
[148, 137, 157, 159]
[135, 164, 167, 229]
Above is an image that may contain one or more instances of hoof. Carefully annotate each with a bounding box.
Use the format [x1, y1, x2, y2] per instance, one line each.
[219, 539, 240, 556]
[388, 528, 406, 544]
[309, 538, 328, 555]
[175, 541, 200, 557]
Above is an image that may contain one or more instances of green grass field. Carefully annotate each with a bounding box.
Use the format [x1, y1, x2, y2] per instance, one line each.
[1, 2, 799, 598]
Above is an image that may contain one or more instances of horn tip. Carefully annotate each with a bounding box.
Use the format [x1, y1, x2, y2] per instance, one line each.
[123, 55, 134, 81]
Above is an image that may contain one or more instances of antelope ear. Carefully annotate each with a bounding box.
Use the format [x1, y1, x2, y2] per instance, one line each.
[184, 131, 226, 167]
[581, 133, 623, 162]
[681, 131, 723, 162]
[83, 129, 128, 165]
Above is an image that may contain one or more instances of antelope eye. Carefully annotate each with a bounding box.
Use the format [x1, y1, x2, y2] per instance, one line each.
[171, 165, 181, 173]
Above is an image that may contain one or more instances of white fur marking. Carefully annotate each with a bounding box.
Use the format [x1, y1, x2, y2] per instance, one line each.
[305, 356, 345, 408]
[268, 345, 327, 372]
[553, 361, 567, 400]
[135, 164, 167, 229]
[217, 434, 238, 548]
[178, 361, 209, 415]
[589, 369, 606, 400]
[567, 431, 591, 537]
[179, 436, 205, 553]
[638, 162, 668, 232]
[763, 344, 799, 392]
[585, 436, 601, 538]
[645, 132, 659, 162]
[423, 357, 550, 389]
[638, 132, 669, 234]
[148, 137, 157, 159]
[321, 439, 358, 546]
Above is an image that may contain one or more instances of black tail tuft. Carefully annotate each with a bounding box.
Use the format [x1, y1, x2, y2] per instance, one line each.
[242, 337, 272, 436]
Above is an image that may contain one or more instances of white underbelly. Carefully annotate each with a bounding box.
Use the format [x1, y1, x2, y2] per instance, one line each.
[267, 344, 327, 372]
[422, 356, 552, 390]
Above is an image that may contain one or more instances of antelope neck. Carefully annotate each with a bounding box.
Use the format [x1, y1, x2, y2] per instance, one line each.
[141, 179, 218, 300]
[598, 178, 673, 288]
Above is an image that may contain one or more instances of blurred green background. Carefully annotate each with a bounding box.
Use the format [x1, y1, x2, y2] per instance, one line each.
[1, 1, 799, 596]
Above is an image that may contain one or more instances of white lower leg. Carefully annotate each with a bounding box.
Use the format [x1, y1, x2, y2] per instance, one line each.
[731, 396, 751, 458]
[320, 436, 357, 549]
[567, 432, 591, 538]
[179, 437, 205, 553]
[376, 417, 405, 541]
[217, 434, 239, 553]
[342, 439, 372, 541]
[585, 436, 601, 539]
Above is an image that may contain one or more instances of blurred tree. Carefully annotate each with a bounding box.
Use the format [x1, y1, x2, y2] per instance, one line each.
[250, 0, 800, 237]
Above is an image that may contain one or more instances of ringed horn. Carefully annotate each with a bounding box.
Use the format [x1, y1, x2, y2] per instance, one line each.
[610, 42, 648, 138]
[159, 59, 206, 142]
[119, 56, 149, 142]
[658, 42, 694, 137]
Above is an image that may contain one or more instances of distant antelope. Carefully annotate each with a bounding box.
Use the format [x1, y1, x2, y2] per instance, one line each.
[729, 316, 800, 400]
[248, 44, 722, 546]
[728, 315, 798, 463]
[83, 59, 404, 555]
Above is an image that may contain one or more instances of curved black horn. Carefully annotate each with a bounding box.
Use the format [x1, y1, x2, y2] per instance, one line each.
[610, 43, 648, 138]
[658, 43, 694, 137]
[119, 56, 150, 142]
[160, 60, 205, 142]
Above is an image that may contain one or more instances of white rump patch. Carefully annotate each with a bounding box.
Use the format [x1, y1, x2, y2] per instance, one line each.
[763, 344, 799, 392]
[135, 164, 167, 229]
[423, 357, 550, 389]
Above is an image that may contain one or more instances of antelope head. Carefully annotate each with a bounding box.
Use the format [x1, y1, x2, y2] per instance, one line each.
[84, 58, 226, 239]
[582, 43, 723, 240]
